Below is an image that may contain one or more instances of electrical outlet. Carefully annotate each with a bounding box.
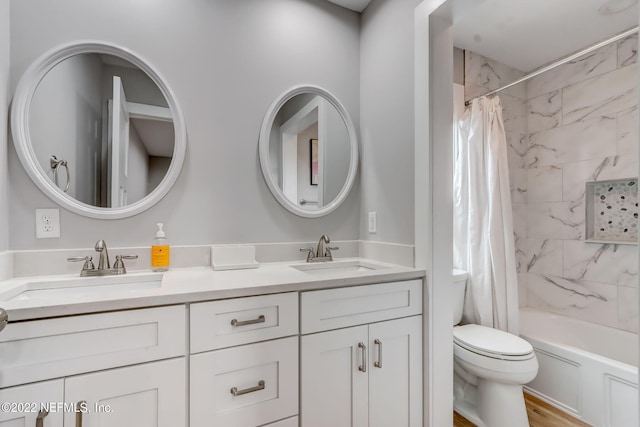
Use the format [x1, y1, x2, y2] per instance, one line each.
[368, 212, 377, 233]
[35, 208, 60, 238]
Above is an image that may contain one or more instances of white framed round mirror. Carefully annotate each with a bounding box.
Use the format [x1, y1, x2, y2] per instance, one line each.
[11, 40, 187, 219]
[258, 85, 359, 218]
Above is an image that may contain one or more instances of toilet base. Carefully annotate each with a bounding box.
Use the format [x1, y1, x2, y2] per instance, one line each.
[476, 379, 529, 427]
[453, 397, 486, 427]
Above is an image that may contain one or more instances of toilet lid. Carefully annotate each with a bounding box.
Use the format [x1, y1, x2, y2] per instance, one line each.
[453, 324, 533, 358]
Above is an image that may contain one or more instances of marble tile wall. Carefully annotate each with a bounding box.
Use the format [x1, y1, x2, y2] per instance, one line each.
[464, 36, 639, 333]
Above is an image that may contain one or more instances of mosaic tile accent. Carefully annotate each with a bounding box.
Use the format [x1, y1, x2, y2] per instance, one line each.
[586, 178, 638, 243]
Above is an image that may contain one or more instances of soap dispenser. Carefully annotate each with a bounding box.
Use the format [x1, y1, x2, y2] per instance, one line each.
[151, 223, 170, 272]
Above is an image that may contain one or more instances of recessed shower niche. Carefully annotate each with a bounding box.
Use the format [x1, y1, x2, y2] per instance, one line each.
[585, 178, 639, 244]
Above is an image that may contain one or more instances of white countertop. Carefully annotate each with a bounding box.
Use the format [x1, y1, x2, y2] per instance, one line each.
[0, 258, 425, 321]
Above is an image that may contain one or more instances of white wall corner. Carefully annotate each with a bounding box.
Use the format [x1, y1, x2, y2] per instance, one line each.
[416, 1, 477, 426]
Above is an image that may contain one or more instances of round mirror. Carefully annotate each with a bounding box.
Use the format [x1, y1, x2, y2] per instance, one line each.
[11, 41, 186, 219]
[259, 85, 358, 218]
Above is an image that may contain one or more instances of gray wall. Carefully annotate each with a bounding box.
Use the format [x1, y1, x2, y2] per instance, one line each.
[29, 53, 103, 205]
[453, 47, 464, 85]
[323, 100, 350, 203]
[127, 123, 150, 205]
[102, 64, 169, 109]
[9, 0, 361, 250]
[360, 0, 420, 245]
[0, 1, 8, 252]
[148, 157, 171, 194]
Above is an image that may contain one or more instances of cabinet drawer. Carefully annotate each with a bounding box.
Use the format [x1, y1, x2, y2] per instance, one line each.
[301, 280, 422, 334]
[0, 305, 186, 388]
[190, 336, 298, 427]
[190, 292, 298, 353]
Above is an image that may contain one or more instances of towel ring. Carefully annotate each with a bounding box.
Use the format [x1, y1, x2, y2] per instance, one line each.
[50, 155, 70, 193]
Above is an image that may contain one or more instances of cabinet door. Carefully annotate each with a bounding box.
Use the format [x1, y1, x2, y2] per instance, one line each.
[63, 358, 185, 427]
[0, 380, 63, 427]
[368, 316, 422, 427]
[300, 326, 368, 427]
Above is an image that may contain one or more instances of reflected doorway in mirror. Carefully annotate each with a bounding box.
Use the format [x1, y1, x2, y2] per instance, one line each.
[310, 138, 319, 186]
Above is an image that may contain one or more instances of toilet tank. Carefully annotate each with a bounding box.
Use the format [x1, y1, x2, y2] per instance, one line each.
[452, 269, 468, 325]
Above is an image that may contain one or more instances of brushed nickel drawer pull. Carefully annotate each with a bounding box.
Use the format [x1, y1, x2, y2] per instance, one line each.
[230, 380, 265, 396]
[75, 401, 86, 427]
[374, 339, 382, 368]
[358, 342, 367, 372]
[36, 409, 48, 427]
[230, 315, 265, 327]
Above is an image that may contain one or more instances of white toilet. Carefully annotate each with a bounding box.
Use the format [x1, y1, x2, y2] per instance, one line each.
[452, 269, 538, 427]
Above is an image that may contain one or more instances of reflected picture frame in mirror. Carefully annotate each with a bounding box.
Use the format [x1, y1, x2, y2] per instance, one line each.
[11, 40, 187, 219]
[258, 85, 359, 218]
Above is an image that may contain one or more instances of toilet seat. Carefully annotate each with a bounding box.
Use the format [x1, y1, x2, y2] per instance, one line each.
[454, 324, 534, 361]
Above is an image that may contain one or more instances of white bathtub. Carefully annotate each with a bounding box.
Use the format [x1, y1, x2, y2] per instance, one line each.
[520, 308, 638, 427]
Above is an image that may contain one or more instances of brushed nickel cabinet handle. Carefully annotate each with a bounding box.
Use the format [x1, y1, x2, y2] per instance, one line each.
[75, 401, 86, 427]
[374, 339, 383, 368]
[36, 409, 48, 427]
[230, 380, 265, 396]
[230, 315, 265, 327]
[358, 342, 367, 372]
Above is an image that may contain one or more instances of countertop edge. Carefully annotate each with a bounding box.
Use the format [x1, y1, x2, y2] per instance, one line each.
[4, 263, 426, 322]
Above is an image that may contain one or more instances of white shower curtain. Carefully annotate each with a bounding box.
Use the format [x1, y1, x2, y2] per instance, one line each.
[453, 96, 519, 334]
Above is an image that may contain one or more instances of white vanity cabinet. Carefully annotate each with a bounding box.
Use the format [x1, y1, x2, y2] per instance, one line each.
[0, 270, 424, 427]
[0, 306, 187, 427]
[300, 280, 423, 427]
[190, 293, 299, 427]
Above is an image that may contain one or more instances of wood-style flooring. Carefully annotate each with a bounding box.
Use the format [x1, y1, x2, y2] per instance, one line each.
[453, 392, 592, 427]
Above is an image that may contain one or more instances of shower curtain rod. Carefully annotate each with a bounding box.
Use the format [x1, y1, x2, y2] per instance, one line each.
[464, 26, 639, 106]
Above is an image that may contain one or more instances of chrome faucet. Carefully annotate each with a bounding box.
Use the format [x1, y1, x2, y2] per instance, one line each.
[300, 235, 339, 262]
[67, 240, 138, 276]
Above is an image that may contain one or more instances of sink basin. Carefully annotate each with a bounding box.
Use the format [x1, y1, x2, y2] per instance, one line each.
[291, 260, 388, 275]
[0, 273, 163, 302]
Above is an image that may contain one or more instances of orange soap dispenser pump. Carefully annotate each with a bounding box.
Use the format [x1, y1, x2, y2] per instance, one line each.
[151, 223, 170, 272]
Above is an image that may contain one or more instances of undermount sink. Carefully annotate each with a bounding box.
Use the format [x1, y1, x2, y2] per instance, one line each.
[291, 260, 388, 275]
[0, 273, 163, 302]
